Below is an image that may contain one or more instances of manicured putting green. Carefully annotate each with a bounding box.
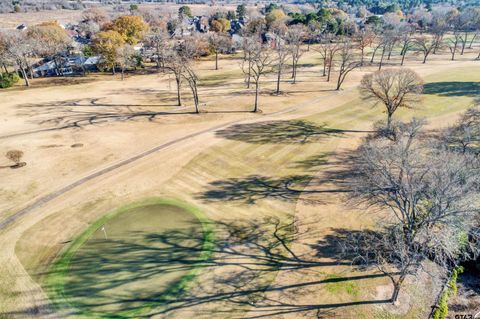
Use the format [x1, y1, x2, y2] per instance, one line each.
[47, 198, 214, 318]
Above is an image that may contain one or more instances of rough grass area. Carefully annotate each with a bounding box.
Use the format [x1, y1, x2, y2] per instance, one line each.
[45, 197, 215, 319]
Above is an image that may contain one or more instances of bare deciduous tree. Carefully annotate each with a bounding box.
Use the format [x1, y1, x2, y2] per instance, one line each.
[398, 25, 414, 66]
[208, 32, 232, 70]
[286, 24, 306, 84]
[326, 38, 341, 82]
[144, 27, 170, 70]
[116, 44, 136, 80]
[444, 106, 480, 154]
[335, 41, 360, 91]
[2, 31, 33, 87]
[359, 68, 424, 131]
[414, 35, 441, 64]
[346, 119, 480, 303]
[357, 27, 376, 66]
[446, 31, 462, 61]
[164, 35, 205, 108]
[312, 33, 336, 78]
[241, 35, 261, 89]
[182, 62, 200, 113]
[377, 31, 397, 70]
[272, 30, 290, 95]
[240, 43, 273, 112]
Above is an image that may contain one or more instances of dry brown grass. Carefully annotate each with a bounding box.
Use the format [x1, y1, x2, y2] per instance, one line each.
[0, 46, 479, 318]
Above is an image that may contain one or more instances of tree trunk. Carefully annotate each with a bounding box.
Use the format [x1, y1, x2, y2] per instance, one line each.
[370, 46, 379, 63]
[215, 51, 218, 70]
[327, 58, 332, 82]
[54, 58, 63, 76]
[253, 80, 259, 112]
[461, 32, 468, 55]
[360, 48, 364, 66]
[336, 71, 342, 90]
[291, 56, 295, 79]
[2, 63, 7, 73]
[23, 56, 33, 80]
[391, 274, 407, 303]
[422, 52, 428, 64]
[391, 283, 401, 303]
[246, 59, 251, 89]
[292, 61, 297, 84]
[276, 65, 281, 94]
[20, 67, 30, 87]
[193, 86, 199, 113]
[387, 112, 393, 131]
[322, 58, 327, 76]
[121, 68, 124, 80]
[176, 76, 182, 106]
[468, 33, 476, 49]
[378, 47, 385, 70]
[401, 51, 407, 66]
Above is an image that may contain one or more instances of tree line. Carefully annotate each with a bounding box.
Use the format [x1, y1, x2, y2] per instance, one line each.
[0, 4, 480, 112]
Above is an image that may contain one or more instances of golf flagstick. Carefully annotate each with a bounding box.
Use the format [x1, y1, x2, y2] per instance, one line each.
[101, 225, 108, 240]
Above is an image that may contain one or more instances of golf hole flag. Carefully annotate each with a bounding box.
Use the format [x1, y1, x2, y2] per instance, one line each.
[101, 226, 108, 239]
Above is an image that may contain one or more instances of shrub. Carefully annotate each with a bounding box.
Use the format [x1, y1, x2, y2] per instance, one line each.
[433, 290, 449, 319]
[449, 266, 464, 297]
[0, 73, 19, 89]
[6, 150, 24, 164]
[433, 266, 464, 319]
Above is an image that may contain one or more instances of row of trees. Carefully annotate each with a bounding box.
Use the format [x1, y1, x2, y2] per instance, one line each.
[140, 4, 480, 112]
[1, 4, 480, 112]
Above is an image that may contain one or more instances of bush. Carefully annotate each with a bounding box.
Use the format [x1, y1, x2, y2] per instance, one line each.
[433, 266, 464, 319]
[0, 73, 19, 89]
[449, 266, 464, 297]
[433, 290, 449, 319]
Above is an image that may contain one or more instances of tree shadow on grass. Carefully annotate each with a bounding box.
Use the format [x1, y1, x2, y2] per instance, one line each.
[35, 216, 392, 318]
[423, 82, 480, 97]
[215, 120, 365, 144]
[311, 228, 384, 263]
[150, 219, 392, 318]
[291, 153, 331, 170]
[198, 173, 354, 205]
[198, 175, 312, 204]
[1, 98, 199, 139]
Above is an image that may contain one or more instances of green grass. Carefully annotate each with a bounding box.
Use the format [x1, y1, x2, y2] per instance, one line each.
[45, 197, 215, 319]
[324, 274, 361, 298]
